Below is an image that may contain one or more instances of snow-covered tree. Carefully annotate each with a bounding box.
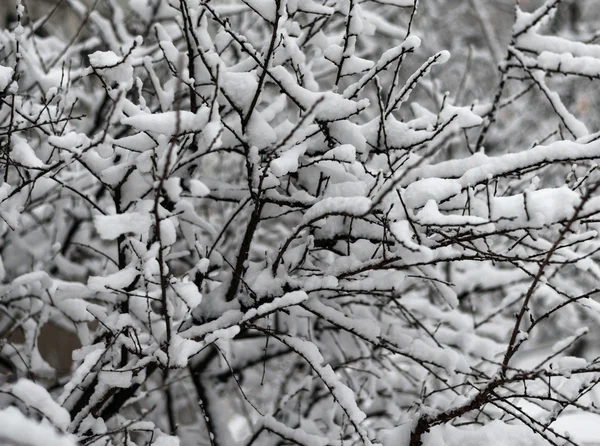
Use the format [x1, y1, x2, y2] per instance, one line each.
[2, 0, 600, 445]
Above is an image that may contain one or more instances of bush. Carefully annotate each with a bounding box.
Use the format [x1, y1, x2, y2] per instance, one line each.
[1, 0, 600, 445]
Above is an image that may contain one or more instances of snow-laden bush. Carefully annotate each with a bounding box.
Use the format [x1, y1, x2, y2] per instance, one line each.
[2, 0, 600, 445]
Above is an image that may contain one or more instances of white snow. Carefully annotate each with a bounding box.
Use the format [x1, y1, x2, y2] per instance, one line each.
[269, 65, 369, 121]
[0, 407, 76, 446]
[305, 298, 381, 341]
[10, 379, 71, 431]
[168, 334, 205, 368]
[404, 178, 462, 208]
[11, 135, 46, 168]
[281, 336, 367, 426]
[89, 50, 121, 67]
[386, 51, 450, 114]
[270, 144, 307, 177]
[549, 412, 600, 445]
[121, 108, 210, 135]
[419, 139, 600, 188]
[424, 420, 548, 446]
[88, 50, 133, 85]
[242, 291, 309, 322]
[59, 347, 104, 405]
[189, 179, 211, 197]
[0, 65, 14, 90]
[221, 71, 258, 109]
[260, 416, 328, 446]
[88, 267, 138, 291]
[173, 278, 203, 308]
[98, 369, 133, 388]
[490, 187, 580, 228]
[94, 212, 152, 240]
[529, 70, 588, 138]
[416, 199, 489, 227]
[536, 51, 600, 78]
[303, 196, 371, 223]
[159, 218, 178, 246]
[344, 35, 421, 99]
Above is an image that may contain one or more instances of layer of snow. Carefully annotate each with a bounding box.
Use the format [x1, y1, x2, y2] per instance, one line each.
[121, 108, 210, 135]
[0, 64, 13, 90]
[0, 407, 76, 446]
[303, 197, 371, 223]
[94, 212, 152, 240]
[10, 379, 70, 430]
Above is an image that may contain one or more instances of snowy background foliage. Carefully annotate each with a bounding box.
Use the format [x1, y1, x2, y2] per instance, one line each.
[2, 0, 600, 445]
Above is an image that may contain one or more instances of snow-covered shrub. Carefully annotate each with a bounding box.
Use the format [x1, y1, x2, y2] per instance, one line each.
[2, 0, 600, 445]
